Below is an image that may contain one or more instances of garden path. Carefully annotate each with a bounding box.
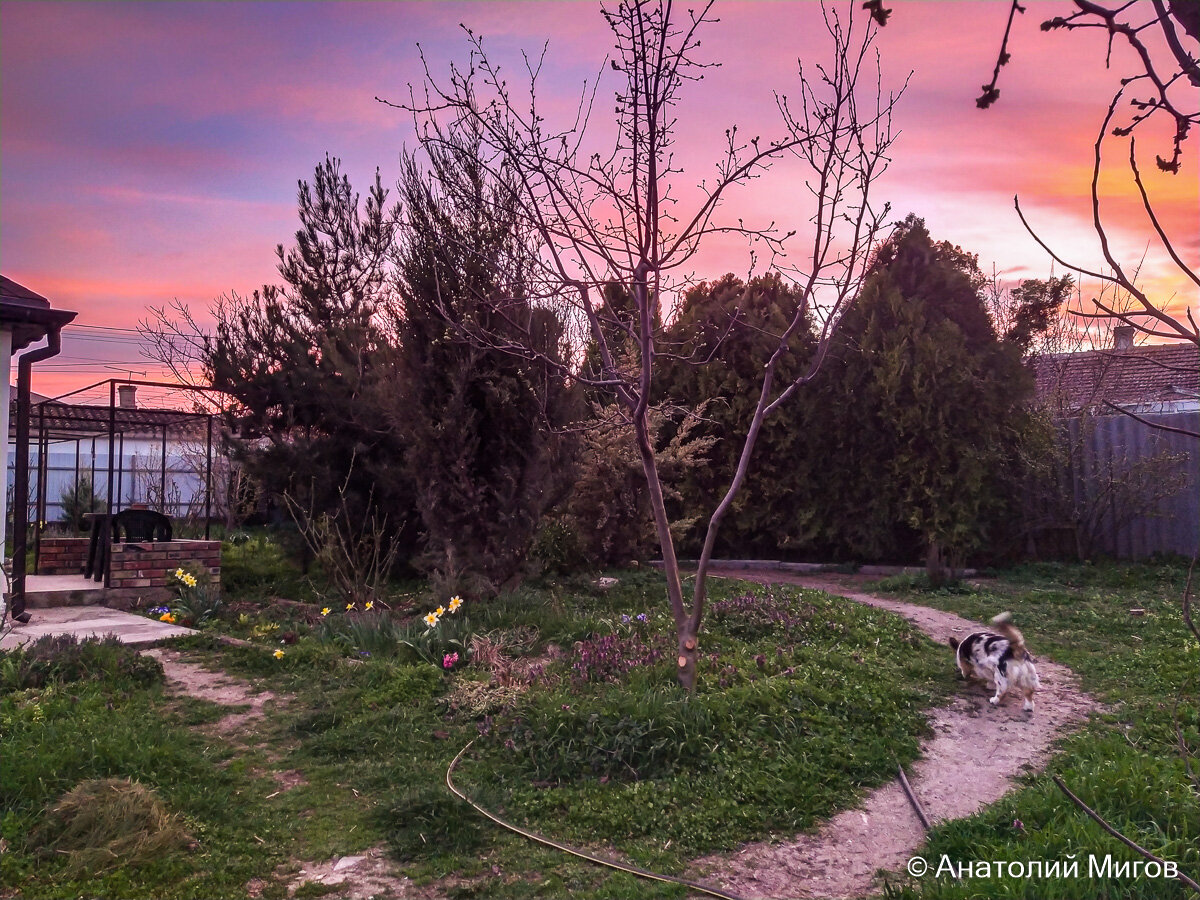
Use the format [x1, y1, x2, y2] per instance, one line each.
[141, 648, 425, 899]
[696, 569, 1097, 900]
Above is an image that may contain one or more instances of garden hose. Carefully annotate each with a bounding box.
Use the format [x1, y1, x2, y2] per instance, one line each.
[446, 740, 748, 900]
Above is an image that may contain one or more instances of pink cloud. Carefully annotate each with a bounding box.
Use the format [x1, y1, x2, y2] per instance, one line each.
[3, 1, 1195, 399]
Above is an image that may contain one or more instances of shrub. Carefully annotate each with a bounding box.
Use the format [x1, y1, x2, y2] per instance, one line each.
[1, 635, 163, 691]
[529, 516, 590, 577]
[58, 476, 105, 532]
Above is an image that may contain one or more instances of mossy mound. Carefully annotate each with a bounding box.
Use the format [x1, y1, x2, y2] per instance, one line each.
[29, 777, 192, 874]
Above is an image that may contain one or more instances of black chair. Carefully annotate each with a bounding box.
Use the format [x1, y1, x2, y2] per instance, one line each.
[112, 508, 173, 543]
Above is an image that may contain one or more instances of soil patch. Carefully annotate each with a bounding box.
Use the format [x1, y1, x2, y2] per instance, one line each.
[275, 846, 421, 899]
[141, 648, 281, 735]
[696, 569, 1098, 899]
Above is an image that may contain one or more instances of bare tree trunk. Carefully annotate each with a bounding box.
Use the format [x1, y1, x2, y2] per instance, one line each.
[631, 412, 697, 688]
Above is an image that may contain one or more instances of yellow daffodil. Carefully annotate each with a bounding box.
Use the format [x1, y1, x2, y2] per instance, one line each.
[435, 605, 446, 617]
[183, 574, 198, 588]
[365, 601, 374, 610]
[273, 649, 285, 659]
[174, 568, 185, 579]
[320, 607, 331, 617]
[423, 612, 439, 628]
[448, 596, 463, 613]
[346, 602, 356, 611]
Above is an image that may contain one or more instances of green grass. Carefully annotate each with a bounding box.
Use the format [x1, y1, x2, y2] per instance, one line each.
[14, 561, 1191, 899]
[1, 569, 954, 899]
[0, 680, 297, 898]
[873, 560, 1199, 900]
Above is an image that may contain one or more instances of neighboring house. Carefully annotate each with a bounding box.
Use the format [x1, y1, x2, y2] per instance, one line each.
[1035, 327, 1200, 415]
[6, 384, 216, 526]
[1030, 327, 1199, 560]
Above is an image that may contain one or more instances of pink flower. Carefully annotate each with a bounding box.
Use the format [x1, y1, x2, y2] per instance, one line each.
[443, 652, 459, 669]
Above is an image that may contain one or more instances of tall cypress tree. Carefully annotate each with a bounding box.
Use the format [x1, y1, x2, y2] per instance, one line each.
[394, 139, 576, 595]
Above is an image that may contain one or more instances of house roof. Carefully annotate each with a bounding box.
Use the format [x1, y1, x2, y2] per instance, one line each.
[8, 399, 210, 441]
[6, 384, 51, 406]
[0, 275, 77, 350]
[1034, 341, 1200, 411]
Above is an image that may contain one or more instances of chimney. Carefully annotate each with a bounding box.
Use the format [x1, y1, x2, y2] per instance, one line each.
[1113, 325, 1135, 351]
[117, 384, 137, 409]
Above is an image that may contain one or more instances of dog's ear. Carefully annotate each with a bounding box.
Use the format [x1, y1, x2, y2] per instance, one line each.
[948, 637, 960, 650]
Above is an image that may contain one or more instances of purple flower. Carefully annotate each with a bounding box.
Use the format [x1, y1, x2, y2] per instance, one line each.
[635, 613, 647, 622]
[443, 652, 459, 669]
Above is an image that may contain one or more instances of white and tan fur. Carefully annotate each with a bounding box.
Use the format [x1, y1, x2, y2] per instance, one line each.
[948, 612, 1040, 712]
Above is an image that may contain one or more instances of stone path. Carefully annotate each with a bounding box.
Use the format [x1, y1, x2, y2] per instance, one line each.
[0, 604, 195, 650]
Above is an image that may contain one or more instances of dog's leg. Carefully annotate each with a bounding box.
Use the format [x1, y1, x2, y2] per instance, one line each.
[989, 671, 1008, 706]
[1022, 687, 1035, 712]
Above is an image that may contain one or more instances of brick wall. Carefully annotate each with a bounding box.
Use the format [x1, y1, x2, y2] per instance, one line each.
[106, 540, 222, 606]
[38, 537, 91, 575]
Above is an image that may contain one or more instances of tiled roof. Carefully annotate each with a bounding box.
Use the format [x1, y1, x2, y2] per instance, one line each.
[9, 399, 210, 439]
[1034, 342, 1200, 410]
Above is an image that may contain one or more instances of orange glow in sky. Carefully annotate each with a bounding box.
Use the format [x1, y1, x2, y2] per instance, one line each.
[2, 1, 1196, 398]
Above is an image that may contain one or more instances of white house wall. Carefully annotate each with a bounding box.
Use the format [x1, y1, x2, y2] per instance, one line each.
[6, 434, 214, 523]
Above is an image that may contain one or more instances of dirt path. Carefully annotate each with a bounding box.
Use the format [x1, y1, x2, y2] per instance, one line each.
[697, 569, 1097, 900]
[141, 648, 420, 899]
[141, 647, 282, 734]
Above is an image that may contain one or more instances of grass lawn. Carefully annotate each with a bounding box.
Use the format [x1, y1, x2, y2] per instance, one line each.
[2, 566, 952, 900]
[3, 554, 1195, 899]
[874, 560, 1199, 900]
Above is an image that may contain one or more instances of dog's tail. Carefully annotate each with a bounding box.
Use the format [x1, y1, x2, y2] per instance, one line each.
[947, 636, 961, 650]
[991, 612, 1029, 660]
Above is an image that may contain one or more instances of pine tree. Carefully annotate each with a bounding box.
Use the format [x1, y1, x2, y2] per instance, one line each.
[207, 157, 418, 558]
[394, 140, 576, 595]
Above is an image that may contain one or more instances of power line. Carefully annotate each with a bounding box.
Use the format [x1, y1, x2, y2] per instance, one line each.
[66, 324, 146, 334]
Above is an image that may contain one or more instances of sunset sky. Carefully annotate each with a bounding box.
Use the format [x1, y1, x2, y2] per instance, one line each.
[2, 1, 1196, 401]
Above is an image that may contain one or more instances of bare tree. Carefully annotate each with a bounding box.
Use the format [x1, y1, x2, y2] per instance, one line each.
[385, 1, 902, 688]
[976, 6, 1199, 886]
[979, 1, 1198, 346]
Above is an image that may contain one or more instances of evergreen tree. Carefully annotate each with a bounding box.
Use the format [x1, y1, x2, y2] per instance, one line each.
[394, 140, 576, 595]
[800, 215, 1046, 573]
[657, 273, 816, 556]
[206, 157, 417, 557]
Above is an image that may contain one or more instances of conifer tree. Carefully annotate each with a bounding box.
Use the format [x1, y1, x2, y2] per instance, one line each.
[393, 139, 576, 594]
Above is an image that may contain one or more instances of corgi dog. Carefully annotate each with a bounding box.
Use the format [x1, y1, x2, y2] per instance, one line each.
[948, 612, 1039, 712]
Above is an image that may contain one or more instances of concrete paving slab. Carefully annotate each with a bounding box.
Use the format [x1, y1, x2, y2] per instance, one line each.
[26, 574, 104, 592]
[1, 606, 196, 651]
